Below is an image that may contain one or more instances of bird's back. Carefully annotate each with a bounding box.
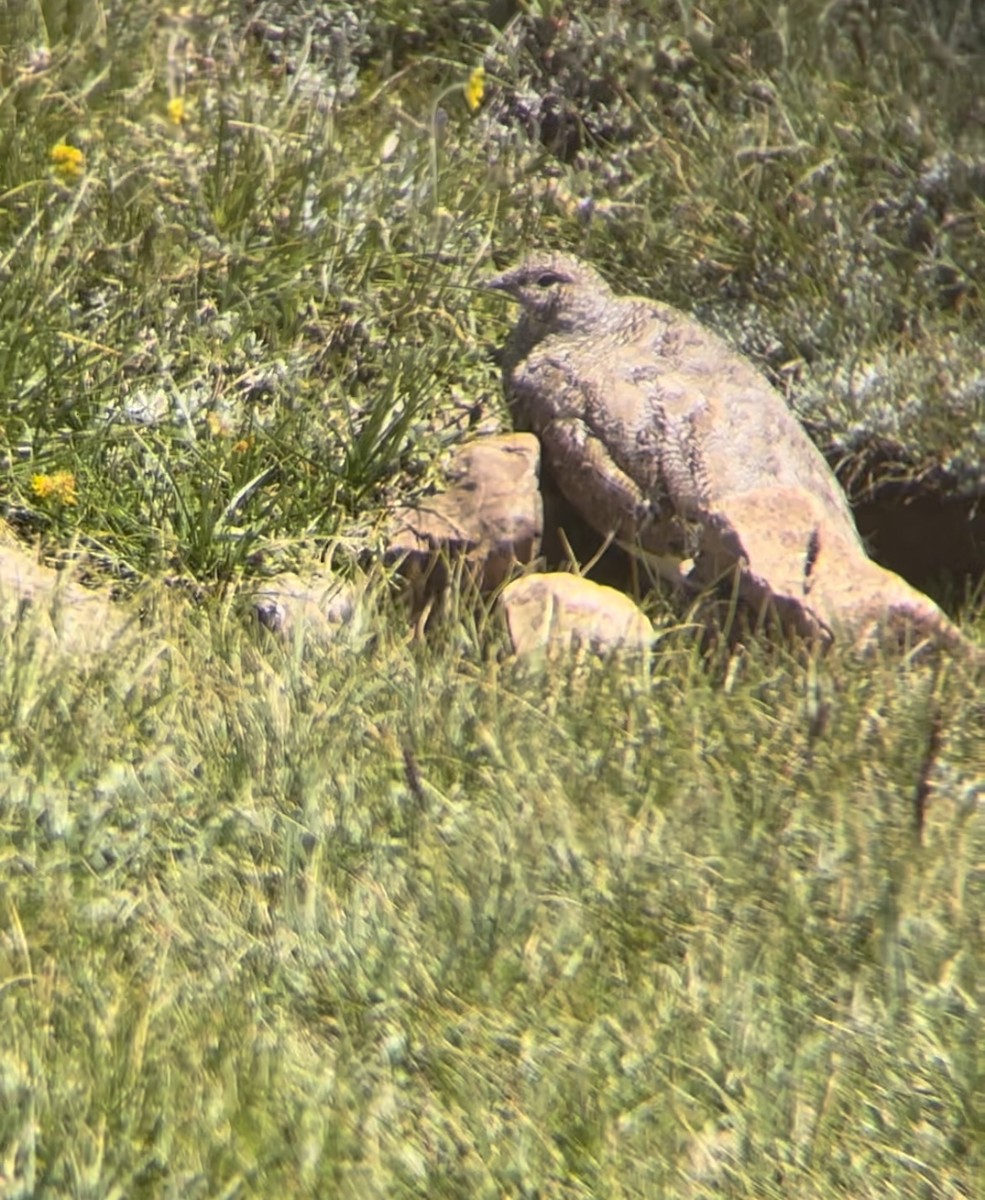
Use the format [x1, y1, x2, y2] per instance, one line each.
[523, 292, 860, 538]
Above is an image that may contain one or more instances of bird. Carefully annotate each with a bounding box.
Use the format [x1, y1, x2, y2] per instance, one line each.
[483, 251, 972, 653]
[483, 251, 858, 543]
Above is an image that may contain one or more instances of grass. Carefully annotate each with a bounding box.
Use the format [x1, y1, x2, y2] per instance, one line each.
[1, 603, 983, 1196]
[1, 0, 984, 1196]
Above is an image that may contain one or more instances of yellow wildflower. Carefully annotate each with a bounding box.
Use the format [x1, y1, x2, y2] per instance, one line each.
[50, 142, 85, 178]
[206, 411, 232, 437]
[464, 66, 485, 113]
[232, 437, 253, 454]
[31, 471, 78, 506]
[167, 96, 186, 125]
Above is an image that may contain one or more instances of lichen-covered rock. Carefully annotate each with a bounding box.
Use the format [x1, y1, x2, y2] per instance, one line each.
[689, 487, 973, 655]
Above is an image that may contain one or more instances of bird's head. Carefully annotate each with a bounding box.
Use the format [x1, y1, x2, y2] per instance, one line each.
[483, 253, 613, 336]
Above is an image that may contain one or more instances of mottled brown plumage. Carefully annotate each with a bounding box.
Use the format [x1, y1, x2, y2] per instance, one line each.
[485, 252, 855, 544]
[485, 252, 972, 652]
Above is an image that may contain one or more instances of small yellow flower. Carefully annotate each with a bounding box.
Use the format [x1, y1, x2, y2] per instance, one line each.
[464, 66, 485, 113]
[231, 437, 253, 454]
[167, 96, 186, 125]
[31, 471, 78, 506]
[50, 142, 85, 178]
[206, 411, 232, 437]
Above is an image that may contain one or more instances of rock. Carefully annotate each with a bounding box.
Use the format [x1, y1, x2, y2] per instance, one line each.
[385, 433, 542, 601]
[690, 487, 975, 654]
[500, 572, 653, 658]
[0, 526, 128, 658]
[250, 571, 358, 642]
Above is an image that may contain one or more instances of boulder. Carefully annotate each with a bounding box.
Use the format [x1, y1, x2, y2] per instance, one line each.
[500, 572, 653, 658]
[0, 525, 128, 658]
[385, 433, 542, 602]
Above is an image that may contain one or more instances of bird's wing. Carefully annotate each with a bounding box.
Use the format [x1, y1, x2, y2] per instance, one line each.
[617, 302, 859, 531]
[507, 350, 664, 497]
[505, 351, 690, 558]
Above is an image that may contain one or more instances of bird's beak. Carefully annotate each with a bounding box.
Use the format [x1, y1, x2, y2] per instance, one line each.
[480, 270, 514, 295]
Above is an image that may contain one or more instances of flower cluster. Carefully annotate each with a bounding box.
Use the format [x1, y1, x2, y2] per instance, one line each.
[464, 67, 485, 113]
[50, 142, 85, 178]
[31, 471, 78, 506]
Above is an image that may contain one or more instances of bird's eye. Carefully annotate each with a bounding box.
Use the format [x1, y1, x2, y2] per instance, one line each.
[534, 271, 565, 287]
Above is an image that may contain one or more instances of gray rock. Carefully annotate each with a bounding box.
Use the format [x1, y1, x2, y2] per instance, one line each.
[0, 525, 128, 658]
